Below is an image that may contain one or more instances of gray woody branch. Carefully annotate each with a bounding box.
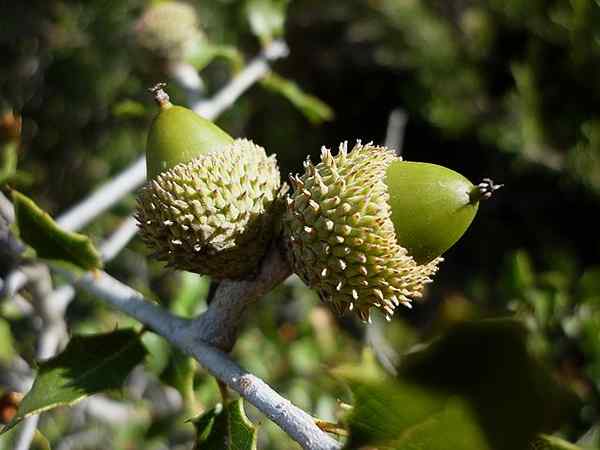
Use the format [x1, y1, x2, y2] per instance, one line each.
[63, 249, 341, 450]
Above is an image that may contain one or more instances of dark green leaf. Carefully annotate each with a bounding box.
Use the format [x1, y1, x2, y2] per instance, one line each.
[12, 190, 102, 270]
[334, 354, 490, 450]
[1, 329, 146, 434]
[400, 319, 578, 450]
[192, 398, 258, 450]
[261, 72, 334, 124]
[337, 320, 578, 450]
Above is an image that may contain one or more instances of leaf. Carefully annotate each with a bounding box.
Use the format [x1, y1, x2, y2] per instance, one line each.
[1, 329, 146, 434]
[186, 40, 243, 73]
[336, 320, 578, 450]
[192, 398, 258, 450]
[0, 318, 15, 363]
[530, 434, 582, 450]
[261, 72, 334, 124]
[11, 190, 102, 270]
[400, 319, 578, 450]
[245, 0, 290, 45]
[334, 354, 490, 450]
[0, 141, 18, 186]
[160, 349, 197, 412]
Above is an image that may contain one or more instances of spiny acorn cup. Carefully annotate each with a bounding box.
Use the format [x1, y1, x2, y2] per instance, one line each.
[283, 141, 500, 321]
[136, 85, 284, 280]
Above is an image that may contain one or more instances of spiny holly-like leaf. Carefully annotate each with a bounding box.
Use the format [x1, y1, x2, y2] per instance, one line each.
[336, 319, 577, 450]
[0, 329, 146, 434]
[192, 398, 258, 450]
[245, 0, 290, 45]
[11, 190, 102, 270]
[530, 434, 582, 450]
[261, 72, 334, 124]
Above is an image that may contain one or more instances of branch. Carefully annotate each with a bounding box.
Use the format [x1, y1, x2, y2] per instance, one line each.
[190, 241, 292, 351]
[62, 264, 341, 450]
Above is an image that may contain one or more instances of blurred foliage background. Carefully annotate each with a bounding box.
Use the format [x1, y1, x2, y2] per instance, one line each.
[2, 0, 600, 449]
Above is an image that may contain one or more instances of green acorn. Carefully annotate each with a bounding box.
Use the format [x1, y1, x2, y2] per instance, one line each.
[136, 85, 283, 279]
[283, 142, 499, 321]
[134, 1, 204, 64]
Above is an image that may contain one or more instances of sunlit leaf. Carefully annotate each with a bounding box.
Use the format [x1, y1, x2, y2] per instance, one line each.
[261, 72, 334, 124]
[0, 329, 146, 434]
[12, 190, 102, 270]
[186, 40, 243, 73]
[0, 141, 18, 186]
[192, 398, 258, 450]
[246, 0, 290, 45]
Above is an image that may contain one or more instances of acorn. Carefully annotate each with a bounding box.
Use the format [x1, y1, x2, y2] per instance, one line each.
[136, 85, 283, 279]
[283, 142, 500, 321]
[134, 1, 204, 65]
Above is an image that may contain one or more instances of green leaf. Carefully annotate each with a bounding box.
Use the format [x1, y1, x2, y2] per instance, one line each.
[160, 349, 197, 413]
[0, 318, 15, 362]
[192, 398, 258, 450]
[186, 40, 243, 73]
[170, 272, 210, 318]
[245, 0, 290, 45]
[261, 72, 334, 124]
[530, 434, 582, 450]
[11, 190, 102, 270]
[0, 141, 18, 186]
[400, 319, 578, 450]
[1, 329, 146, 434]
[336, 320, 578, 450]
[334, 355, 490, 450]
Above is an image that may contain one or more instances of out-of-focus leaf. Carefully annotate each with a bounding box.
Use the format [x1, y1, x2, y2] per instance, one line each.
[336, 320, 577, 450]
[0, 142, 18, 186]
[192, 398, 258, 450]
[261, 72, 334, 124]
[401, 319, 578, 450]
[186, 40, 243, 73]
[506, 250, 535, 293]
[530, 434, 582, 450]
[112, 99, 147, 118]
[245, 0, 290, 44]
[334, 353, 490, 450]
[160, 349, 197, 412]
[11, 190, 102, 270]
[170, 272, 210, 318]
[0, 318, 15, 362]
[0, 329, 146, 434]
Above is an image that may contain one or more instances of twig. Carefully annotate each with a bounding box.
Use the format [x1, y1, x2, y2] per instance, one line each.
[190, 241, 292, 351]
[61, 263, 341, 450]
[0, 39, 289, 299]
[384, 108, 408, 157]
[13, 264, 61, 450]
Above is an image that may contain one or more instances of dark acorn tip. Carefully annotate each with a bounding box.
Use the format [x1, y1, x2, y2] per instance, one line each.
[469, 178, 503, 204]
[148, 82, 172, 108]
